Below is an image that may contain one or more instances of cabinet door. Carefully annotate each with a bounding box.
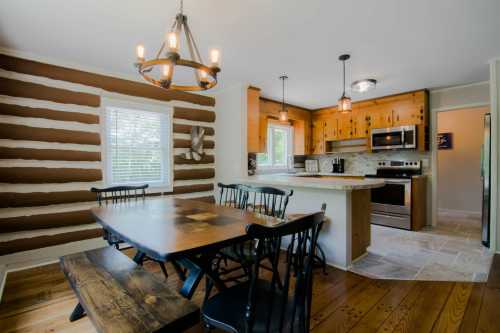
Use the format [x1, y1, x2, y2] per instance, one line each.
[352, 110, 369, 138]
[370, 108, 393, 129]
[324, 116, 338, 141]
[258, 114, 268, 153]
[337, 113, 352, 140]
[247, 88, 262, 152]
[393, 106, 424, 126]
[311, 119, 325, 154]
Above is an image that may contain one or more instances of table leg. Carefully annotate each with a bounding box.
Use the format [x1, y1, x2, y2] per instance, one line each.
[133, 250, 146, 265]
[69, 302, 85, 322]
[177, 253, 226, 300]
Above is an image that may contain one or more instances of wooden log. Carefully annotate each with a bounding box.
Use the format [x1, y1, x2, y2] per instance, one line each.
[0, 191, 96, 208]
[60, 247, 200, 332]
[174, 139, 215, 149]
[0, 147, 101, 161]
[173, 169, 215, 180]
[0, 123, 101, 145]
[0, 77, 100, 107]
[174, 107, 216, 123]
[168, 183, 214, 195]
[172, 123, 214, 136]
[0, 167, 102, 183]
[0, 54, 215, 107]
[0, 210, 95, 233]
[0, 103, 99, 124]
[174, 154, 214, 165]
[0, 228, 103, 256]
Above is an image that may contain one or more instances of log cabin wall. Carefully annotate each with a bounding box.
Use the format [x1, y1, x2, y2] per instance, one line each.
[0, 53, 216, 259]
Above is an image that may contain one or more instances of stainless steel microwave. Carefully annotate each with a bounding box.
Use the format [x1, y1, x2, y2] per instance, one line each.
[371, 125, 417, 151]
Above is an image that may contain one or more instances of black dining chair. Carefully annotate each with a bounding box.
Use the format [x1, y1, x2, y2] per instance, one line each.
[202, 210, 326, 333]
[217, 183, 248, 209]
[90, 184, 175, 281]
[216, 185, 293, 283]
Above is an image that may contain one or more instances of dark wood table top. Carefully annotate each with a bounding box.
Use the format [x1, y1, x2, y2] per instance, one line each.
[91, 197, 285, 261]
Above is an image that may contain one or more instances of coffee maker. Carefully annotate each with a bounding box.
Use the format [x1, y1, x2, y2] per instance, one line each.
[332, 157, 345, 173]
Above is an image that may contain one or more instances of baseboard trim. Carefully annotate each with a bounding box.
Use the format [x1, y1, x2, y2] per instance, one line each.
[438, 208, 482, 219]
[0, 237, 107, 303]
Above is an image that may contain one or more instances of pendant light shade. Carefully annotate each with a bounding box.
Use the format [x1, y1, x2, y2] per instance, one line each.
[279, 75, 289, 122]
[338, 54, 352, 113]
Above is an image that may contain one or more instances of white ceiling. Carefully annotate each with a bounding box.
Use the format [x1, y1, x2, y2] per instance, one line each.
[1, 0, 499, 109]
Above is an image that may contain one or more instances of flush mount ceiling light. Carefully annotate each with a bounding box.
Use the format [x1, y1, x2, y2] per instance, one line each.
[337, 54, 352, 113]
[134, 0, 221, 91]
[351, 79, 377, 93]
[279, 74, 289, 122]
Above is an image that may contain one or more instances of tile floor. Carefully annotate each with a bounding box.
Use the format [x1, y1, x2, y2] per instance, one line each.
[349, 215, 493, 282]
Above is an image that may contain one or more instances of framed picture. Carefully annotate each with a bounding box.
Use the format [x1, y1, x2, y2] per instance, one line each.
[437, 132, 453, 149]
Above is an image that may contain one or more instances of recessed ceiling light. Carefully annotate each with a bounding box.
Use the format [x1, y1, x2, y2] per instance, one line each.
[351, 79, 377, 93]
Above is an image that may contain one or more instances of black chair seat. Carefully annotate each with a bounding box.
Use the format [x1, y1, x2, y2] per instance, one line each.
[202, 279, 301, 333]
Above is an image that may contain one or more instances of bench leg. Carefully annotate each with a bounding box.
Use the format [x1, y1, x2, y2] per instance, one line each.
[133, 250, 146, 265]
[69, 302, 85, 322]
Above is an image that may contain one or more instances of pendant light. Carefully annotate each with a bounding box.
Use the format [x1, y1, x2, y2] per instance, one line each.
[338, 54, 352, 113]
[279, 75, 289, 122]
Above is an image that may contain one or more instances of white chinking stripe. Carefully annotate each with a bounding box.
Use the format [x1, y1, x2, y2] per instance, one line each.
[0, 223, 101, 243]
[0, 115, 100, 133]
[0, 182, 104, 193]
[0, 68, 102, 96]
[0, 202, 97, 219]
[0, 160, 102, 169]
[0, 140, 101, 152]
[173, 179, 215, 187]
[172, 191, 214, 200]
[173, 132, 215, 141]
[0, 95, 100, 116]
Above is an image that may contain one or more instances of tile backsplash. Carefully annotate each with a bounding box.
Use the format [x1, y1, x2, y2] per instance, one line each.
[306, 150, 431, 175]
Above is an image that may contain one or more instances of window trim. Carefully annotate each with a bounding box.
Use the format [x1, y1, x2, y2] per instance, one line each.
[257, 123, 294, 170]
[100, 97, 173, 192]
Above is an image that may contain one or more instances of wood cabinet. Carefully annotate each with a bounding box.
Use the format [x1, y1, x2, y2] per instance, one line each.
[310, 90, 429, 154]
[247, 86, 312, 154]
[311, 118, 325, 154]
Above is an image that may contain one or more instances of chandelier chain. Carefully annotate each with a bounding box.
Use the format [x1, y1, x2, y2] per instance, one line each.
[180, 0, 183, 14]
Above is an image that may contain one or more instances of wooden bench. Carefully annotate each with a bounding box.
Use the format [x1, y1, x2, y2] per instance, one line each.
[60, 246, 200, 333]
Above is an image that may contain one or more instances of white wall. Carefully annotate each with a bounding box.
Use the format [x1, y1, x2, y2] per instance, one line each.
[430, 82, 490, 225]
[437, 107, 489, 216]
[215, 83, 248, 185]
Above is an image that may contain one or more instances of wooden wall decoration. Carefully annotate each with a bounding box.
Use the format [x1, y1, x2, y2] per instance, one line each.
[0, 53, 216, 257]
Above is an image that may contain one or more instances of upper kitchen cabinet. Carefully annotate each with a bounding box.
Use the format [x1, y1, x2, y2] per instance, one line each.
[310, 90, 429, 154]
[247, 86, 312, 154]
[311, 117, 325, 154]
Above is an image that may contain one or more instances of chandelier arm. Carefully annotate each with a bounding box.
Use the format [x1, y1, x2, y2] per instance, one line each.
[182, 22, 201, 83]
[184, 22, 203, 64]
[155, 41, 166, 60]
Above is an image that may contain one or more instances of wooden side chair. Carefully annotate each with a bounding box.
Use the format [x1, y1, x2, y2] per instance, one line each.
[216, 185, 293, 283]
[202, 210, 325, 333]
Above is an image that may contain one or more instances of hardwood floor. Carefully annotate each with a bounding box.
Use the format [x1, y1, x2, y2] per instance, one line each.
[1, 250, 499, 332]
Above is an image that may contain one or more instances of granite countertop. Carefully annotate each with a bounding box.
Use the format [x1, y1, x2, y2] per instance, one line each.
[240, 174, 385, 191]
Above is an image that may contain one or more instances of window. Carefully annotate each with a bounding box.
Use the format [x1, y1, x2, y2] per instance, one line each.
[257, 124, 293, 169]
[103, 98, 172, 190]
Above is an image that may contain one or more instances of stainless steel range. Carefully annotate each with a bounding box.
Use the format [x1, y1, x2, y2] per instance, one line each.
[365, 160, 422, 230]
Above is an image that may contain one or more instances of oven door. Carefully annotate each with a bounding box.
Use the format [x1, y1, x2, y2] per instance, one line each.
[371, 179, 411, 215]
[371, 128, 404, 150]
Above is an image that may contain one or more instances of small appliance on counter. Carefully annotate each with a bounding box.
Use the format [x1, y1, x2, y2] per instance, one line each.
[365, 160, 426, 230]
[305, 160, 319, 173]
[331, 157, 345, 173]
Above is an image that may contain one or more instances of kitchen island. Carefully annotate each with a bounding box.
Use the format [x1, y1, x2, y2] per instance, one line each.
[241, 174, 385, 269]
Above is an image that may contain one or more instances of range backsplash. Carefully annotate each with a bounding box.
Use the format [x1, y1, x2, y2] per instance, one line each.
[305, 150, 431, 175]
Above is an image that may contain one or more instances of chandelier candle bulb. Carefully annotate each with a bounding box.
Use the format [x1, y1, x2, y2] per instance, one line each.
[161, 64, 171, 80]
[167, 32, 179, 53]
[136, 44, 145, 62]
[209, 49, 220, 67]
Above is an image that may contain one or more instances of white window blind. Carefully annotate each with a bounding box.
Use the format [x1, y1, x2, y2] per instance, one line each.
[105, 106, 171, 188]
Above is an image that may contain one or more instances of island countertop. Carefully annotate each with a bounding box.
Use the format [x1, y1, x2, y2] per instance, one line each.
[240, 174, 385, 191]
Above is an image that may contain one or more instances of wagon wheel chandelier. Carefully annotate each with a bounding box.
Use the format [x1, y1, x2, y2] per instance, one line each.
[134, 0, 221, 91]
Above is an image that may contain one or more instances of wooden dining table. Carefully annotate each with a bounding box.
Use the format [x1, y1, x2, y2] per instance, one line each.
[91, 196, 286, 299]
